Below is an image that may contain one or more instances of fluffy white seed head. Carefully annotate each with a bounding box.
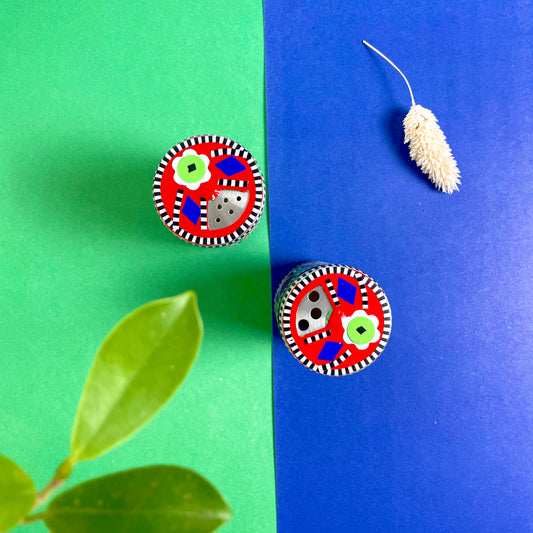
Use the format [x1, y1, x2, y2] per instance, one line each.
[403, 104, 461, 194]
[362, 41, 462, 194]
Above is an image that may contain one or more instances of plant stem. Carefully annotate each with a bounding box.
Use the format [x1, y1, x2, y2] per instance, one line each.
[32, 457, 75, 510]
[17, 477, 63, 527]
[19, 512, 46, 525]
[33, 477, 65, 509]
[362, 40, 416, 106]
[17, 457, 75, 527]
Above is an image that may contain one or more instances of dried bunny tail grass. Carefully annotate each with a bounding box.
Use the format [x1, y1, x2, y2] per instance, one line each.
[403, 104, 461, 193]
[362, 40, 461, 193]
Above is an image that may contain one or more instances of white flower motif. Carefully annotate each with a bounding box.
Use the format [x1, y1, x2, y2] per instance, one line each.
[341, 309, 381, 350]
[172, 149, 211, 190]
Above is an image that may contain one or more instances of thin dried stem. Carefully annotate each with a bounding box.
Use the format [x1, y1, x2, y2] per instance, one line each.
[362, 40, 416, 106]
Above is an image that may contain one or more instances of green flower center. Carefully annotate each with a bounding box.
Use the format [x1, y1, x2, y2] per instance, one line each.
[347, 316, 376, 345]
[177, 155, 206, 183]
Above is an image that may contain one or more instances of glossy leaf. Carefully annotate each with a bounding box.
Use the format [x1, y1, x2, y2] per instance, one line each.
[71, 292, 203, 461]
[0, 455, 36, 531]
[44, 465, 231, 533]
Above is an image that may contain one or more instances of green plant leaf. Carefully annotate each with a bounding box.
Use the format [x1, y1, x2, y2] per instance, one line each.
[0, 455, 36, 531]
[43, 465, 231, 533]
[70, 292, 203, 462]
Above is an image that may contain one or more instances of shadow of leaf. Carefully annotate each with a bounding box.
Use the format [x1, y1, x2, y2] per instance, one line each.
[133, 255, 274, 344]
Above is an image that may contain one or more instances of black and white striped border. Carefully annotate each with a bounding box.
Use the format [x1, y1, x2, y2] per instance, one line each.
[217, 179, 248, 188]
[200, 197, 208, 231]
[314, 349, 352, 375]
[325, 278, 340, 306]
[172, 189, 184, 233]
[152, 135, 265, 247]
[304, 330, 331, 345]
[352, 271, 369, 309]
[210, 147, 249, 159]
[275, 263, 392, 376]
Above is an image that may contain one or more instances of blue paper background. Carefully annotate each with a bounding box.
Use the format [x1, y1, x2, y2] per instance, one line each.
[265, 1, 532, 531]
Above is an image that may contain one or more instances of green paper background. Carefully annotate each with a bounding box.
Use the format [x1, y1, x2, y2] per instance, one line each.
[0, 1, 275, 531]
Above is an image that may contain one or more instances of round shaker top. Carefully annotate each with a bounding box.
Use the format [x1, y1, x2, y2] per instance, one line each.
[153, 135, 265, 247]
[276, 263, 392, 376]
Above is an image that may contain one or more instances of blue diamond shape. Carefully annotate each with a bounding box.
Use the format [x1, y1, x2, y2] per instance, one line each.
[317, 341, 343, 362]
[337, 278, 357, 305]
[215, 156, 246, 177]
[181, 196, 201, 225]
